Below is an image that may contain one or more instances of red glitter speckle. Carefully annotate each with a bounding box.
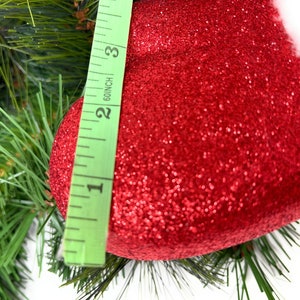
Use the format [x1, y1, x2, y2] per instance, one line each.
[49, 0, 300, 260]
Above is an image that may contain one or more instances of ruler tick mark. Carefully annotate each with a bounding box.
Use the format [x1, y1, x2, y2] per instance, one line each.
[96, 26, 112, 30]
[79, 136, 106, 141]
[80, 128, 92, 131]
[70, 194, 90, 199]
[68, 216, 98, 222]
[100, 41, 126, 49]
[76, 154, 95, 158]
[101, 12, 121, 18]
[91, 55, 103, 59]
[81, 119, 99, 122]
[84, 94, 98, 98]
[84, 102, 119, 107]
[72, 184, 85, 187]
[69, 204, 83, 208]
[74, 163, 87, 168]
[91, 63, 105, 67]
[84, 102, 103, 106]
[65, 227, 80, 231]
[89, 71, 114, 76]
[65, 238, 85, 242]
[85, 87, 103, 90]
[73, 173, 113, 181]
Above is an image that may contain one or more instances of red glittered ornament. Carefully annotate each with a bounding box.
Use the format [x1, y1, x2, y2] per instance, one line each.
[49, 0, 300, 260]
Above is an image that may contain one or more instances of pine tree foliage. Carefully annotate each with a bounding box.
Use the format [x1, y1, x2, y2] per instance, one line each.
[0, 77, 67, 299]
[0, 0, 92, 109]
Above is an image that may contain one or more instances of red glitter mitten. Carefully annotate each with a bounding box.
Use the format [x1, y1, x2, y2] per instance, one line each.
[49, 0, 300, 260]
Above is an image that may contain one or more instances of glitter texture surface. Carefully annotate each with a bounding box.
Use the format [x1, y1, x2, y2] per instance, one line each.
[49, 0, 300, 260]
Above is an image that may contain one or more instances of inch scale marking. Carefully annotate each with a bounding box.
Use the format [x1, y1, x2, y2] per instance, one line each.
[63, 0, 133, 267]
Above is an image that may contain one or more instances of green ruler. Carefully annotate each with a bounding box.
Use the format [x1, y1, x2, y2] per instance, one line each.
[63, 0, 133, 267]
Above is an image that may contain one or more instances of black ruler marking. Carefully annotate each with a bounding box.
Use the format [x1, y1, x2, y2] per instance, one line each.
[64, 250, 78, 253]
[70, 194, 90, 199]
[79, 136, 106, 141]
[96, 25, 112, 30]
[74, 163, 87, 168]
[79, 128, 92, 131]
[69, 204, 83, 208]
[72, 183, 85, 187]
[68, 216, 98, 221]
[85, 87, 104, 90]
[100, 41, 126, 49]
[91, 54, 104, 59]
[65, 238, 85, 242]
[82, 110, 94, 113]
[76, 154, 95, 159]
[89, 70, 114, 76]
[90, 65, 103, 69]
[84, 103, 121, 107]
[65, 227, 80, 231]
[73, 173, 113, 181]
[84, 94, 98, 98]
[81, 119, 99, 122]
[100, 12, 121, 18]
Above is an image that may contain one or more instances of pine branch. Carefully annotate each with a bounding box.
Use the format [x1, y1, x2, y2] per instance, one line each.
[0, 76, 69, 299]
[0, 0, 92, 108]
[47, 208, 228, 300]
[224, 224, 300, 300]
[0, 250, 29, 300]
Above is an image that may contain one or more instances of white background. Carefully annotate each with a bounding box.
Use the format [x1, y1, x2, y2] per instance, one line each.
[24, 223, 300, 300]
[24, 1, 300, 299]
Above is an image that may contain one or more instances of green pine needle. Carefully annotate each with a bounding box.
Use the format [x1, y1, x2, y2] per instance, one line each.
[47, 211, 226, 300]
[0, 76, 69, 299]
[227, 225, 300, 300]
[0, 0, 92, 108]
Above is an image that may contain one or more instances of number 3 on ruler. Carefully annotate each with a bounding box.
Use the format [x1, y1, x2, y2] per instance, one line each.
[105, 46, 119, 57]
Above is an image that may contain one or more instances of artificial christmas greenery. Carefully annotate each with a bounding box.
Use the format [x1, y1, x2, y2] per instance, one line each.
[0, 1, 299, 300]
